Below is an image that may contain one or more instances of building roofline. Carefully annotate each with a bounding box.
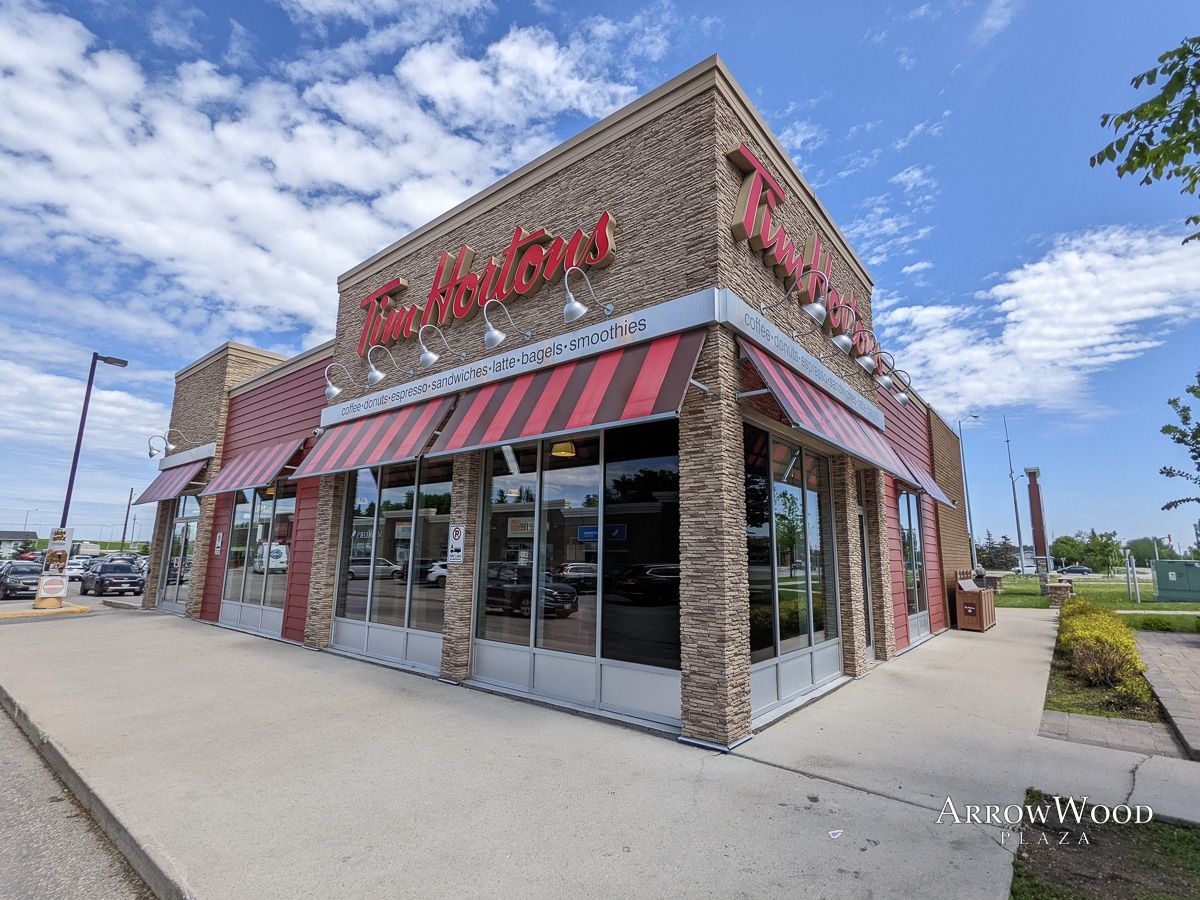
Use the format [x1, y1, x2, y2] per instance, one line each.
[229, 340, 335, 398]
[175, 342, 288, 380]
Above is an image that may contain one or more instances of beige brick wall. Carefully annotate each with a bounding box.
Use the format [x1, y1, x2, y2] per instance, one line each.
[440, 451, 482, 682]
[830, 457, 869, 677]
[863, 469, 896, 660]
[930, 413, 972, 584]
[303, 471, 345, 648]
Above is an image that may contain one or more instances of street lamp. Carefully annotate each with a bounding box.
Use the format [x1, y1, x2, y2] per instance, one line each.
[22, 508, 39, 531]
[61, 353, 128, 529]
[958, 414, 979, 569]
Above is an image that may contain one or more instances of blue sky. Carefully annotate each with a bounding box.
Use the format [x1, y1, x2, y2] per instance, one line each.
[0, 0, 1198, 552]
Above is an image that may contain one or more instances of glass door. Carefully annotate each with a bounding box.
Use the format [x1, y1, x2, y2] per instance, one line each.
[157, 497, 199, 615]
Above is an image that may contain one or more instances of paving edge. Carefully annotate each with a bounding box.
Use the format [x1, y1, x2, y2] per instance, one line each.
[0, 681, 190, 900]
[1142, 677, 1200, 762]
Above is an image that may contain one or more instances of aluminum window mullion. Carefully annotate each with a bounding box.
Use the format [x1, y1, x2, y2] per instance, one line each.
[801, 455, 815, 645]
[767, 433, 781, 661]
[404, 463, 421, 629]
[363, 468, 382, 622]
[594, 430, 605, 674]
[237, 493, 253, 604]
[529, 442, 543, 648]
[258, 492, 276, 607]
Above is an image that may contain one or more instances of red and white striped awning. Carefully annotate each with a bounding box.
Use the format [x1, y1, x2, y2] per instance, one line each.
[896, 447, 956, 508]
[738, 339, 911, 480]
[290, 396, 454, 480]
[133, 459, 207, 506]
[200, 438, 306, 497]
[428, 330, 706, 456]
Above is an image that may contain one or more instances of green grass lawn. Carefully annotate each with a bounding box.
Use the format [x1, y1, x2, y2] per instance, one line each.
[1121, 613, 1200, 633]
[993, 574, 1200, 611]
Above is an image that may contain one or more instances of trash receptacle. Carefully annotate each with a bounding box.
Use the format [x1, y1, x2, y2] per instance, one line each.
[955, 578, 996, 632]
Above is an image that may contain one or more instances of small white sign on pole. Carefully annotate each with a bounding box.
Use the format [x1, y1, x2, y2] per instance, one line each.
[447, 524, 466, 564]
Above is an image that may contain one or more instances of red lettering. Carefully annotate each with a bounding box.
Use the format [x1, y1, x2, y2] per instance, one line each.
[355, 278, 408, 357]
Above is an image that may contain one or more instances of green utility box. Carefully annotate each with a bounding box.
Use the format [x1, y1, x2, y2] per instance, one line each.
[1152, 559, 1200, 602]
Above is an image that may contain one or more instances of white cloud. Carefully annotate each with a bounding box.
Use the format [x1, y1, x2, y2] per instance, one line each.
[889, 164, 937, 194]
[225, 19, 254, 68]
[893, 110, 951, 151]
[904, 3, 939, 20]
[973, 0, 1019, 45]
[147, 2, 204, 52]
[837, 148, 882, 179]
[846, 120, 881, 140]
[845, 195, 933, 264]
[878, 226, 1200, 418]
[901, 260, 933, 275]
[863, 28, 888, 44]
[780, 119, 828, 159]
[896, 47, 917, 70]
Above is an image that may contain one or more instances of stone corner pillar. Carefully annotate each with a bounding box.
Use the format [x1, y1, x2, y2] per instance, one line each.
[440, 451, 483, 683]
[142, 502, 172, 609]
[303, 473, 346, 649]
[863, 469, 896, 660]
[678, 324, 752, 748]
[829, 457, 869, 677]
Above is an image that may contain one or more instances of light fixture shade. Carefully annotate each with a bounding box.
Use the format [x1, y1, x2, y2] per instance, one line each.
[148, 446, 159, 459]
[563, 290, 588, 324]
[325, 382, 342, 402]
[366, 363, 386, 386]
[803, 301, 827, 326]
[875, 372, 894, 390]
[831, 332, 854, 354]
[420, 348, 439, 369]
[895, 391, 910, 407]
[550, 441, 577, 458]
[855, 354, 877, 374]
[484, 323, 506, 350]
[166, 441, 177, 452]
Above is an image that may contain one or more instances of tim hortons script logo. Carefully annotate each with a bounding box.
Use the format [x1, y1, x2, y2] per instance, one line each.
[356, 212, 616, 357]
[727, 143, 878, 363]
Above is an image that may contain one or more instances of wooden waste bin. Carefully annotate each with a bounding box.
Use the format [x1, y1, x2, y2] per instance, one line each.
[955, 578, 996, 632]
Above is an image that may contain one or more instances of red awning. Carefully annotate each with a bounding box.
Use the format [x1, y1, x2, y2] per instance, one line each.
[200, 438, 306, 497]
[428, 330, 706, 456]
[290, 396, 454, 480]
[738, 339, 911, 480]
[133, 459, 207, 506]
[896, 448, 956, 508]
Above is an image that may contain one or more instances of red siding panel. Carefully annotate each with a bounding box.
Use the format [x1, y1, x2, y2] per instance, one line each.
[200, 354, 331, 632]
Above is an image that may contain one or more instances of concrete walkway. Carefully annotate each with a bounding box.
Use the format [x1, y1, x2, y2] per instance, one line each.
[1138, 630, 1200, 760]
[1038, 710, 1185, 759]
[0, 609, 1196, 899]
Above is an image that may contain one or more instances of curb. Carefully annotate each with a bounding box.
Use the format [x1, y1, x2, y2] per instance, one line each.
[1144, 680, 1200, 762]
[101, 598, 142, 611]
[0, 682, 190, 899]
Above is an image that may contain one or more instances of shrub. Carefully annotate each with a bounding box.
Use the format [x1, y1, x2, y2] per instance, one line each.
[1115, 676, 1152, 706]
[1057, 601, 1146, 689]
[1137, 615, 1176, 632]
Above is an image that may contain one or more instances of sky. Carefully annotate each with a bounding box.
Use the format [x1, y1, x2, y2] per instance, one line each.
[0, 0, 1198, 552]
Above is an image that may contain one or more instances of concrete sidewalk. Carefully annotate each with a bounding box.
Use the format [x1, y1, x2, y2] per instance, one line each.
[1138, 630, 1200, 760]
[0, 609, 1193, 899]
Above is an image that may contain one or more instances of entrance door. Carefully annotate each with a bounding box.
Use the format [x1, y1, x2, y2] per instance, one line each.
[157, 496, 199, 615]
[898, 490, 931, 641]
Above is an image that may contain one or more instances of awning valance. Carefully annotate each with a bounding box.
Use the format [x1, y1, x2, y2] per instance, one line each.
[133, 459, 206, 506]
[428, 329, 706, 457]
[290, 396, 454, 480]
[200, 438, 306, 497]
[896, 448, 956, 508]
[738, 339, 911, 480]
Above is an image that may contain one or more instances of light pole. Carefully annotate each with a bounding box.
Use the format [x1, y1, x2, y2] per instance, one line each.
[958, 414, 979, 568]
[1003, 415, 1027, 571]
[61, 352, 128, 528]
[119, 487, 134, 550]
[22, 508, 39, 531]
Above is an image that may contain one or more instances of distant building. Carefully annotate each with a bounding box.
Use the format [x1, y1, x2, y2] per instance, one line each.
[0, 530, 37, 558]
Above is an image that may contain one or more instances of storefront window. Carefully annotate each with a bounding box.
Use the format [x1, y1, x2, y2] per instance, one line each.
[410, 459, 453, 632]
[535, 437, 599, 656]
[243, 487, 275, 606]
[899, 491, 927, 616]
[262, 482, 296, 610]
[336, 468, 377, 621]
[602, 421, 680, 669]
[477, 445, 538, 645]
[370, 464, 416, 627]
[743, 423, 840, 662]
[222, 490, 253, 602]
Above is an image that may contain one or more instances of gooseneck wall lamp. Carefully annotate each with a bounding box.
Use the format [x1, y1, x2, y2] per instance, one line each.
[418, 324, 467, 369]
[563, 266, 612, 325]
[147, 428, 191, 459]
[324, 362, 353, 402]
[765, 268, 830, 329]
[483, 299, 533, 350]
[366, 344, 414, 387]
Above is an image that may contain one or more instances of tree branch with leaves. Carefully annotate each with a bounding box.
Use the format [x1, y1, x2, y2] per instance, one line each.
[1160, 369, 1200, 509]
[1091, 35, 1200, 243]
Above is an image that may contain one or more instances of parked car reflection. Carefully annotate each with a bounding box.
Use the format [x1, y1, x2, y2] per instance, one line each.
[608, 564, 680, 604]
[484, 563, 577, 618]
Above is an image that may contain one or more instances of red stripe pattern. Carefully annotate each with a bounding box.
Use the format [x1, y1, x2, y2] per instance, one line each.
[896, 448, 956, 508]
[290, 396, 454, 479]
[199, 438, 306, 497]
[133, 460, 207, 506]
[429, 330, 706, 456]
[739, 340, 911, 479]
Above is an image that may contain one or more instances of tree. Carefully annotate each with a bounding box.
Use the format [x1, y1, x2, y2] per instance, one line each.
[1091, 35, 1200, 243]
[14, 539, 36, 557]
[1160, 370, 1200, 509]
[1051, 534, 1086, 567]
[993, 535, 1019, 570]
[1081, 529, 1123, 575]
[1126, 536, 1179, 566]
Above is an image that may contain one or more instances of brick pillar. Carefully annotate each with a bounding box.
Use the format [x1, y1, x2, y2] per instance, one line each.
[441, 451, 482, 683]
[304, 473, 346, 649]
[184, 495, 218, 619]
[678, 325, 752, 748]
[863, 469, 895, 660]
[142, 501, 173, 609]
[830, 457, 869, 677]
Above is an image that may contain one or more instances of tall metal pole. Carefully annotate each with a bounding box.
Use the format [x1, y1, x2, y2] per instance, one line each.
[1003, 415, 1026, 570]
[119, 487, 134, 550]
[22, 508, 38, 530]
[61, 352, 100, 528]
[958, 415, 979, 569]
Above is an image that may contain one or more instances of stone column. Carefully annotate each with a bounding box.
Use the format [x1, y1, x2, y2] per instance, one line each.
[863, 469, 896, 660]
[440, 451, 483, 683]
[304, 473, 346, 649]
[184, 495, 218, 619]
[142, 501, 173, 609]
[830, 457, 869, 677]
[678, 324, 752, 748]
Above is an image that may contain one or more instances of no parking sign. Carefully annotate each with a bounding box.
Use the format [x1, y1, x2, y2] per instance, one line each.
[447, 524, 466, 564]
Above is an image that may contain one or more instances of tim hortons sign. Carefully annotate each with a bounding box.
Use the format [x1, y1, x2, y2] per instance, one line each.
[727, 143, 879, 365]
[356, 212, 616, 357]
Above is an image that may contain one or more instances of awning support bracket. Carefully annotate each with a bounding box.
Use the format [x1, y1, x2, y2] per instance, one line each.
[735, 388, 771, 399]
[688, 378, 711, 395]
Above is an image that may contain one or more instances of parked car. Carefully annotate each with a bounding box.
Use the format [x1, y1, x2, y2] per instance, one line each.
[556, 562, 598, 592]
[80, 562, 144, 597]
[64, 560, 91, 582]
[19, 550, 43, 562]
[1011, 565, 1038, 574]
[483, 563, 577, 617]
[426, 560, 448, 588]
[610, 564, 681, 604]
[1, 562, 42, 599]
[1057, 565, 1092, 575]
[346, 557, 406, 581]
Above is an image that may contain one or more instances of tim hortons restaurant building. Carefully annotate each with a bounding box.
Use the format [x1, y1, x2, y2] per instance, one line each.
[136, 57, 973, 749]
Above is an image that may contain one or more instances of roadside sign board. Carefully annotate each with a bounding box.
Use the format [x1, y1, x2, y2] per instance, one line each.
[36, 527, 72, 608]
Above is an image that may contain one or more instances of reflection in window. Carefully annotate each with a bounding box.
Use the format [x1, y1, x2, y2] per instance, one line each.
[602, 420, 680, 669]
[744, 424, 775, 664]
[222, 491, 253, 602]
[262, 481, 296, 610]
[805, 453, 838, 645]
[899, 491, 926, 617]
[370, 464, 416, 626]
[410, 459, 453, 632]
[773, 440, 810, 655]
[336, 469, 377, 621]
[477, 445, 539, 645]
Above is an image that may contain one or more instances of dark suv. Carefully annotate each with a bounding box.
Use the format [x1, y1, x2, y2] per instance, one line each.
[484, 564, 577, 618]
[610, 564, 681, 604]
[81, 562, 145, 597]
[1, 562, 42, 599]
